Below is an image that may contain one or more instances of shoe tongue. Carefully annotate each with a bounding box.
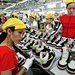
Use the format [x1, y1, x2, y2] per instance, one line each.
[62, 47, 69, 58]
[62, 53, 68, 58]
[40, 52, 49, 64]
[42, 53, 46, 58]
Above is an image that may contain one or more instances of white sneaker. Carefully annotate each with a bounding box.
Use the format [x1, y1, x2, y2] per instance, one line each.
[67, 60, 75, 74]
[40, 51, 55, 70]
[56, 37, 68, 49]
[58, 47, 70, 69]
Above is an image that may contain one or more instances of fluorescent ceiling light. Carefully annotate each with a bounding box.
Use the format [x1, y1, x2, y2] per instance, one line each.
[4, 0, 28, 11]
[47, 4, 56, 8]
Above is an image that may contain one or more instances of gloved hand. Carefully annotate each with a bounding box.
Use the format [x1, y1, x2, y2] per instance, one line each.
[23, 57, 34, 71]
[16, 52, 26, 66]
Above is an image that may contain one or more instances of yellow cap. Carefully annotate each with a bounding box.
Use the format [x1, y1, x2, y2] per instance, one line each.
[12, 12, 19, 18]
[65, 0, 75, 5]
[2, 18, 26, 31]
[46, 13, 55, 19]
[29, 12, 36, 19]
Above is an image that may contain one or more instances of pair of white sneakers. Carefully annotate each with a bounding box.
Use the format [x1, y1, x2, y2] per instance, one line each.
[67, 47, 75, 74]
[58, 46, 75, 74]
[56, 37, 68, 49]
[58, 47, 70, 69]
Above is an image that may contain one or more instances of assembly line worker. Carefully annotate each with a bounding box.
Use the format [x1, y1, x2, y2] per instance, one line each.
[45, 13, 55, 33]
[29, 12, 38, 30]
[45, 13, 60, 39]
[0, 18, 34, 75]
[59, 0, 75, 39]
[45, 14, 62, 69]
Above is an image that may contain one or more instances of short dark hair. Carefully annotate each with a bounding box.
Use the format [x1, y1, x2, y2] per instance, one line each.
[0, 27, 15, 43]
[0, 32, 7, 44]
[66, 2, 75, 8]
[6, 27, 15, 32]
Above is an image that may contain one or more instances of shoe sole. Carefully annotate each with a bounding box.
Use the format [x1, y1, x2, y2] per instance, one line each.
[57, 62, 67, 70]
[66, 66, 75, 74]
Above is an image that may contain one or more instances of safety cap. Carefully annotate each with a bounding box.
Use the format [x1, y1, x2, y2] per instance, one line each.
[65, 0, 75, 5]
[29, 12, 36, 19]
[46, 13, 55, 19]
[2, 18, 26, 31]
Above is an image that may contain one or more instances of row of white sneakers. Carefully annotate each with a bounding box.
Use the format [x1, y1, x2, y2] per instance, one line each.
[47, 36, 74, 50]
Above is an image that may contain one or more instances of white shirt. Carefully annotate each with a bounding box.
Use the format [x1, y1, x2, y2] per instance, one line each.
[30, 20, 38, 30]
[46, 24, 53, 33]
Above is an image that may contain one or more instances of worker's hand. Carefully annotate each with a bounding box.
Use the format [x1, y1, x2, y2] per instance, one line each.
[23, 57, 34, 71]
